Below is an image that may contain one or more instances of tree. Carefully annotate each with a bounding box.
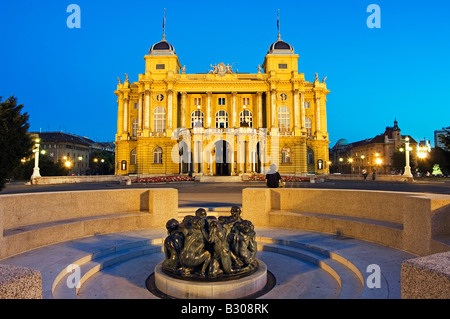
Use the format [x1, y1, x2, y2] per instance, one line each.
[0, 96, 34, 190]
[438, 134, 450, 150]
[88, 150, 115, 175]
[12, 154, 70, 180]
[418, 147, 450, 177]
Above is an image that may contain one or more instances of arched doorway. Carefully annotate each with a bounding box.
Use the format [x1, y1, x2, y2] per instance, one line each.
[214, 140, 230, 176]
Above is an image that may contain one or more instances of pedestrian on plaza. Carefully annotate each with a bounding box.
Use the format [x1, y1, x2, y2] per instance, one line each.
[362, 168, 368, 180]
[372, 170, 376, 181]
[265, 164, 282, 188]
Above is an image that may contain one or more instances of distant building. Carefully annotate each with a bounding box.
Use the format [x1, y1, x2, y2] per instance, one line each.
[30, 132, 115, 175]
[330, 120, 418, 174]
[434, 127, 449, 150]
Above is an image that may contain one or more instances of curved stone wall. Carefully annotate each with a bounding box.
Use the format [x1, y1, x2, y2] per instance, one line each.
[0, 188, 178, 260]
[242, 188, 450, 257]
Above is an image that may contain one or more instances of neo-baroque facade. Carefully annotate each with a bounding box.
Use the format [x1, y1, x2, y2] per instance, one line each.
[114, 32, 330, 176]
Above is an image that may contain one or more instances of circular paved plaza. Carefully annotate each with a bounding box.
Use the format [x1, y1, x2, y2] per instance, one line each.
[0, 178, 449, 301]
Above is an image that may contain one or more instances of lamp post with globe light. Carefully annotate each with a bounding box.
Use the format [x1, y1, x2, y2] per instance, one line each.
[403, 137, 413, 178]
[31, 138, 41, 180]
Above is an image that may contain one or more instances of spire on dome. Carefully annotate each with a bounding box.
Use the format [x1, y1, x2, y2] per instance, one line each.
[277, 9, 281, 40]
[162, 8, 166, 40]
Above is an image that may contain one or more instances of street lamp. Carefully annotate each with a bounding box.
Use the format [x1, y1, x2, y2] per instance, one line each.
[403, 137, 413, 177]
[31, 138, 41, 179]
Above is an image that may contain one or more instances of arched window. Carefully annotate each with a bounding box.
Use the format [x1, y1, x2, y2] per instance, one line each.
[305, 117, 312, 136]
[132, 118, 138, 137]
[281, 147, 291, 164]
[239, 109, 253, 127]
[153, 147, 163, 164]
[191, 110, 204, 128]
[153, 107, 166, 132]
[277, 106, 290, 132]
[215, 110, 228, 128]
[121, 160, 127, 170]
[130, 149, 137, 165]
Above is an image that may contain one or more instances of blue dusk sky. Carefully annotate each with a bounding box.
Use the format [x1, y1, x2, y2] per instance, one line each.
[1, 0, 449, 146]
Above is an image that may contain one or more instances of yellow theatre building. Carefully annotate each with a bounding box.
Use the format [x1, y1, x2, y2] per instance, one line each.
[114, 30, 330, 177]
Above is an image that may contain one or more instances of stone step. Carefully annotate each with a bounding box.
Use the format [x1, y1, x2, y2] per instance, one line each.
[51, 240, 164, 299]
[51, 230, 393, 299]
[257, 242, 364, 299]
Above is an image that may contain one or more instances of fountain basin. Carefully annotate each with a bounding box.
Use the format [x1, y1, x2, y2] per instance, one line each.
[153, 259, 268, 299]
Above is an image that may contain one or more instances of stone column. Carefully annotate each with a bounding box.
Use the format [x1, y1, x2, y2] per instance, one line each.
[238, 138, 244, 174]
[181, 92, 187, 128]
[144, 90, 150, 129]
[271, 89, 276, 128]
[206, 92, 212, 128]
[230, 135, 236, 176]
[300, 91, 306, 129]
[315, 96, 321, 133]
[123, 97, 129, 134]
[167, 89, 173, 130]
[257, 92, 263, 128]
[117, 95, 124, 136]
[293, 89, 300, 129]
[138, 93, 143, 130]
[232, 92, 237, 128]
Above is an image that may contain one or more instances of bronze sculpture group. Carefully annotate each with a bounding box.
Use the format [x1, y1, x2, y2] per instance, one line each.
[162, 206, 258, 280]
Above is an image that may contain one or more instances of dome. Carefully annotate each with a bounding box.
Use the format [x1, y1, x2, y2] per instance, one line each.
[268, 38, 294, 54]
[149, 38, 176, 55]
[334, 139, 349, 148]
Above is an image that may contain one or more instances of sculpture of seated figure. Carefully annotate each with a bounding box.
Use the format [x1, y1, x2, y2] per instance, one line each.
[195, 208, 207, 218]
[162, 219, 185, 272]
[179, 216, 212, 277]
[227, 220, 257, 267]
[206, 220, 232, 276]
[219, 206, 243, 236]
[179, 215, 194, 237]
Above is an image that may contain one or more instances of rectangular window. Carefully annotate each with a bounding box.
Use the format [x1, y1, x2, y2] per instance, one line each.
[304, 101, 310, 109]
[156, 64, 165, 69]
[218, 98, 226, 105]
[194, 98, 201, 106]
[278, 63, 288, 69]
[134, 102, 138, 110]
[243, 97, 250, 106]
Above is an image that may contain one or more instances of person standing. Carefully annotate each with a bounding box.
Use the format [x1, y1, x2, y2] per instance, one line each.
[265, 164, 282, 188]
[362, 168, 368, 180]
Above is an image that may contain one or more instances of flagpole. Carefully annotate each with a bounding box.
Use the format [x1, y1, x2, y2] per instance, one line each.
[163, 8, 166, 39]
[277, 9, 281, 39]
